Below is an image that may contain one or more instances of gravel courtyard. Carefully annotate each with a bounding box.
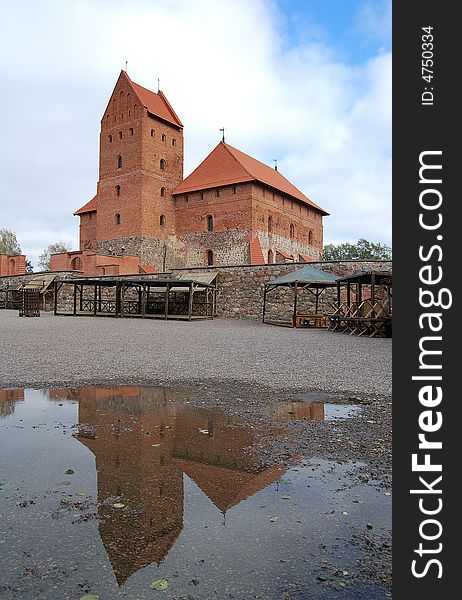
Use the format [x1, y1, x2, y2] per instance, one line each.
[0, 310, 391, 395]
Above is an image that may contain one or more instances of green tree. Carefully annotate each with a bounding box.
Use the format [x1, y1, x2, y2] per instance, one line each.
[38, 241, 72, 271]
[26, 260, 34, 273]
[0, 228, 22, 255]
[323, 238, 392, 261]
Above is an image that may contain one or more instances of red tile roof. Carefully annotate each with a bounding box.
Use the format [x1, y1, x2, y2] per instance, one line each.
[173, 142, 328, 214]
[125, 72, 183, 128]
[276, 249, 294, 261]
[299, 253, 312, 262]
[250, 237, 265, 265]
[74, 195, 98, 215]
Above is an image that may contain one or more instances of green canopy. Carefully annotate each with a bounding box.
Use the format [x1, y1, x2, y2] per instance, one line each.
[267, 265, 339, 287]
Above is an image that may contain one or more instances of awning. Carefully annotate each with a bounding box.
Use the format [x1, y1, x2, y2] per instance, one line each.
[268, 265, 339, 287]
[177, 271, 217, 285]
[23, 274, 57, 292]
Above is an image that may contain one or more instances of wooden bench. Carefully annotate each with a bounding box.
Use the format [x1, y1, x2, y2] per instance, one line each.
[293, 314, 327, 328]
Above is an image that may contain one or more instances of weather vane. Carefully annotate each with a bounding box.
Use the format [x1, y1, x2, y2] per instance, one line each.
[125, 60, 128, 73]
[157, 78, 160, 92]
[273, 158, 278, 171]
[219, 127, 226, 143]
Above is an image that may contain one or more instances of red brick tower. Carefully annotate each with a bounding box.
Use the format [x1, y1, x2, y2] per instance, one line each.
[75, 71, 184, 270]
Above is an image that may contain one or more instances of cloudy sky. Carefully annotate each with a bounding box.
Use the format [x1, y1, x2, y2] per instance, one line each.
[0, 0, 391, 268]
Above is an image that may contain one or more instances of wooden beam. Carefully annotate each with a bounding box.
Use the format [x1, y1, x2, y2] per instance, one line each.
[188, 282, 193, 321]
[93, 283, 97, 315]
[164, 283, 170, 319]
[73, 283, 77, 316]
[262, 285, 267, 323]
[293, 282, 298, 327]
[53, 281, 58, 315]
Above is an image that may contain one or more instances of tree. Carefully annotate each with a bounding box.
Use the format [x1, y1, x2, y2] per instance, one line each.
[0, 228, 22, 255]
[38, 241, 72, 271]
[26, 260, 34, 273]
[323, 238, 392, 261]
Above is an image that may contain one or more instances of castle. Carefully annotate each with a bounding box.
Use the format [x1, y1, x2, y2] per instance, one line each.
[51, 71, 328, 275]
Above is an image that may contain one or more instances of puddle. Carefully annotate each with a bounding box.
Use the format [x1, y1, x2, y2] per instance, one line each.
[274, 396, 361, 422]
[0, 387, 390, 599]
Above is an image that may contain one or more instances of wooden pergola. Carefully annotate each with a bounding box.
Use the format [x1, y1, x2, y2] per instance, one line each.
[325, 270, 392, 337]
[54, 277, 217, 321]
[263, 266, 340, 328]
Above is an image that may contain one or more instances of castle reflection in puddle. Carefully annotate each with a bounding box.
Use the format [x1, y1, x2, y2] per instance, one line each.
[47, 386, 288, 586]
[0, 389, 25, 418]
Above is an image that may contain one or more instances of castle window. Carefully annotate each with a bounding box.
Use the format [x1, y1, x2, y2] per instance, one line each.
[308, 229, 313, 244]
[151, 129, 155, 137]
[160, 187, 166, 197]
[129, 128, 134, 136]
[115, 185, 121, 197]
[207, 215, 214, 232]
[160, 159, 166, 170]
[268, 215, 273, 233]
[118, 131, 122, 139]
[117, 155, 122, 169]
[185, 195, 189, 203]
[115, 213, 121, 225]
[215, 189, 220, 198]
[290, 223, 295, 238]
[268, 249, 274, 264]
[70, 256, 82, 271]
[108, 135, 112, 143]
[172, 138, 176, 146]
[160, 214, 166, 227]
[162, 134, 166, 142]
[263, 188, 266, 197]
[200, 191, 204, 200]
[207, 250, 214, 266]
[233, 186, 237, 194]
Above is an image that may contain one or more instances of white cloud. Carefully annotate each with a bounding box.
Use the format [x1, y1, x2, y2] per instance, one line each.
[0, 0, 391, 267]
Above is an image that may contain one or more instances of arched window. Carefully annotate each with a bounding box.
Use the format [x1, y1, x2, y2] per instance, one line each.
[207, 250, 214, 266]
[160, 187, 166, 197]
[118, 131, 122, 139]
[160, 214, 166, 227]
[290, 223, 295, 238]
[71, 256, 82, 271]
[9, 258, 15, 274]
[207, 215, 214, 232]
[151, 129, 155, 137]
[160, 159, 166, 170]
[134, 104, 138, 117]
[268, 249, 274, 264]
[161, 134, 166, 142]
[115, 213, 121, 225]
[233, 186, 237, 194]
[108, 134, 112, 143]
[129, 128, 134, 136]
[200, 191, 204, 200]
[115, 185, 121, 197]
[172, 138, 176, 146]
[308, 230, 313, 244]
[117, 155, 122, 169]
[215, 189, 220, 198]
[268, 215, 273, 233]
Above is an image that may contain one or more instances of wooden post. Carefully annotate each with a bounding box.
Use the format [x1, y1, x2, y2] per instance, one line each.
[293, 282, 298, 327]
[188, 282, 194, 321]
[358, 279, 362, 305]
[53, 281, 58, 315]
[93, 283, 97, 315]
[164, 283, 170, 319]
[141, 284, 146, 318]
[315, 288, 319, 314]
[116, 283, 121, 317]
[337, 281, 340, 309]
[98, 285, 102, 312]
[79, 284, 83, 311]
[73, 283, 77, 316]
[262, 285, 267, 323]
[371, 272, 376, 316]
[347, 281, 351, 313]
[146, 285, 150, 315]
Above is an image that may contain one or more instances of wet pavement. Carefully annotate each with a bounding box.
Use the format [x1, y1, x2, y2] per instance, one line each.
[0, 387, 391, 599]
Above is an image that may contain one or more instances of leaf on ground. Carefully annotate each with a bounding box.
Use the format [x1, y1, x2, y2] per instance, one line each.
[281, 495, 292, 500]
[113, 502, 125, 509]
[152, 443, 162, 447]
[270, 516, 279, 522]
[150, 578, 168, 591]
[80, 595, 99, 600]
[65, 469, 74, 475]
[198, 428, 209, 434]
[341, 511, 349, 515]
[0, 482, 8, 490]
[316, 574, 335, 582]
[75, 492, 86, 496]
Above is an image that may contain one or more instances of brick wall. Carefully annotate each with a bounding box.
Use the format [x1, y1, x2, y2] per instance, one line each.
[0, 254, 27, 276]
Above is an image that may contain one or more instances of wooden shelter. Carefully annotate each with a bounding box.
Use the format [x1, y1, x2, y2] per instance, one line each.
[54, 276, 217, 321]
[263, 265, 340, 327]
[326, 270, 392, 337]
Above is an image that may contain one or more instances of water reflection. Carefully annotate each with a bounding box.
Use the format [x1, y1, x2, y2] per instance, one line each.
[273, 399, 360, 422]
[51, 386, 286, 585]
[0, 389, 24, 418]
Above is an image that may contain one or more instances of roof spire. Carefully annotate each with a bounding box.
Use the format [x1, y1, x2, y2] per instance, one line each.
[273, 158, 278, 171]
[125, 60, 128, 73]
[157, 78, 160, 93]
[219, 127, 226, 143]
